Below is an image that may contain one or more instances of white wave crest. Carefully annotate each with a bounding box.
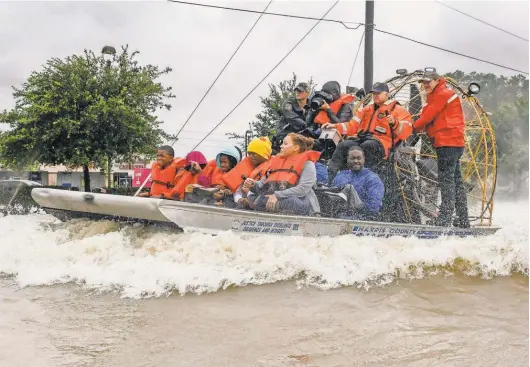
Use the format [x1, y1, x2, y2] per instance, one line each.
[0, 201, 527, 299]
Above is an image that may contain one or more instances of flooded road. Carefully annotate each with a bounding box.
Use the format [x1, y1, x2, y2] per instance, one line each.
[0, 200, 528, 366]
[1, 276, 527, 367]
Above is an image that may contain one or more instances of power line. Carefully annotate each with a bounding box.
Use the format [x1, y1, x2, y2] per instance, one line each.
[190, 1, 340, 152]
[166, 0, 364, 29]
[347, 30, 365, 86]
[169, 0, 527, 75]
[434, 0, 528, 42]
[172, 0, 273, 141]
[374, 27, 529, 75]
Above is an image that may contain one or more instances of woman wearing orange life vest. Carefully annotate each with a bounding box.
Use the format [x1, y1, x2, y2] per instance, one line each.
[138, 145, 185, 199]
[169, 151, 208, 200]
[244, 133, 321, 216]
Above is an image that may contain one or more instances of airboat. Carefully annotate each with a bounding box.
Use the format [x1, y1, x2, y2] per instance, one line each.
[30, 68, 500, 239]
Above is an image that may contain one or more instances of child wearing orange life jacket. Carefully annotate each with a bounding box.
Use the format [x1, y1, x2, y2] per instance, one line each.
[243, 133, 321, 216]
[169, 151, 208, 200]
[217, 137, 272, 208]
[138, 145, 185, 199]
[203, 146, 243, 190]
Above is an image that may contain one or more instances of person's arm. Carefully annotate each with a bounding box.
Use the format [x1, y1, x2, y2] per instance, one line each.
[413, 92, 451, 132]
[250, 176, 267, 194]
[391, 106, 413, 142]
[333, 107, 363, 136]
[282, 102, 307, 132]
[331, 171, 348, 188]
[336, 103, 353, 123]
[363, 174, 385, 212]
[233, 185, 244, 202]
[274, 161, 316, 199]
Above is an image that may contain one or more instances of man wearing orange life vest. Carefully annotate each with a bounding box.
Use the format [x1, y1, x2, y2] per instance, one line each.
[323, 82, 413, 182]
[414, 71, 469, 228]
[243, 133, 321, 216]
[138, 145, 185, 199]
[214, 137, 272, 207]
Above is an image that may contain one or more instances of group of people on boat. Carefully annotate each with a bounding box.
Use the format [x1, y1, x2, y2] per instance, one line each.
[140, 71, 470, 228]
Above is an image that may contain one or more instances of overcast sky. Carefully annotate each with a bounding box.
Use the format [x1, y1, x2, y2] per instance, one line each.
[0, 0, 528, 159]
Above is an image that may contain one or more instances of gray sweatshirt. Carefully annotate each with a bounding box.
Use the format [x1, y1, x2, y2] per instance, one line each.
[254, 161, 321, 213]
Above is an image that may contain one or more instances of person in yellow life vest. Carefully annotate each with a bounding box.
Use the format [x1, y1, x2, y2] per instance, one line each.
[323, 82, 413, 183]
[138, 145, 185, 199]
[218, 137, 273, 208]
[243, 133, 321, 216]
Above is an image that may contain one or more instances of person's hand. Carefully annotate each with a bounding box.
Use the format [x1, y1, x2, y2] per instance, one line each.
[321, 101, 330, 111]
[137, 192, 150, 197]
[212, 191, 223, 200]
[190, 161, 202, 173]
[321, 123, 336, 129]
[237, 198, 250, 208]
[265, 194, 278, 211]
[387, 115, 396, 126]
[243, 178, 256, 189]
[212, 189, 230, 200]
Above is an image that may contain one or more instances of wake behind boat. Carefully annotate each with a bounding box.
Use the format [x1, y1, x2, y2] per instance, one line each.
[30, 188, 500, 239]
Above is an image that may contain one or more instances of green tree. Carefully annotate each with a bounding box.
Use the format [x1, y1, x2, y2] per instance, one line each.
[0, 45, 174, 191]
[445, 71, 529, 196]
[227, 73, 315, 145]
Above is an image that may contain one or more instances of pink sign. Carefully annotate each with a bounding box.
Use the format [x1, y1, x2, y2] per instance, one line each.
[132, 168, 152, 188]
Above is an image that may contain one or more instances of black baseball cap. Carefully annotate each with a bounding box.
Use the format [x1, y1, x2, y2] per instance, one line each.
[370, 82, 389, 93]
[294, 82, 310, 93]
[418, 71, 440, 82]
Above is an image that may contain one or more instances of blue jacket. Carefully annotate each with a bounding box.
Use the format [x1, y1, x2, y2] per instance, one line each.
[315, 161, 328, 185]
[332, 168, 384, 213]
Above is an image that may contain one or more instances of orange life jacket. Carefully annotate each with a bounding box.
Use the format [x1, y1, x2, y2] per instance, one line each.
[249, 160, 272, 181]
[220, 157, 255, 192]
[337, 100, 413, 157]
[150, 158, 186, 196]
[201, 160, 226, 187]
[170, 169, 200, 200]
[264, 150, 321, 192]
[314, 94, 355, 125]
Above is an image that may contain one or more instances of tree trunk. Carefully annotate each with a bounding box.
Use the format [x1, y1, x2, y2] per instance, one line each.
[83, 165, 91, 192]
[107, 156, 112, 188]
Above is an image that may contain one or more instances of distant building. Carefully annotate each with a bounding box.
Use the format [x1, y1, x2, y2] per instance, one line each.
[0, 159, 154, 189]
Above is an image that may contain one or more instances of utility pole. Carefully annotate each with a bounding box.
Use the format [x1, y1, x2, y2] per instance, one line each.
[364, 0, 374, 92]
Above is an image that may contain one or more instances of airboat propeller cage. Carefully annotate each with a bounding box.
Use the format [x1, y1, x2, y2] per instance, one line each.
[354, 69, 497, 226]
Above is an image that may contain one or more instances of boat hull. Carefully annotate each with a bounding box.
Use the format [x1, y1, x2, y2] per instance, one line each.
[31, 188, 500, 239]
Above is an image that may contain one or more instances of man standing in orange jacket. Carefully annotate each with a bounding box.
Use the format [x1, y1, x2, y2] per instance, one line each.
[324, 82, 412, 182]
[414, 71, 469, 228]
